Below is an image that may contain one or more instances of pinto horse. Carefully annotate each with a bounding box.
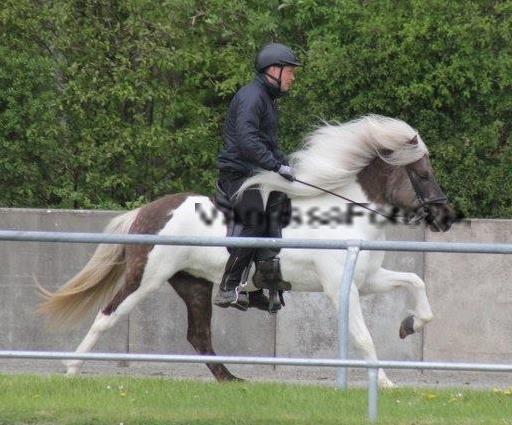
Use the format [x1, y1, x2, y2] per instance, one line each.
[38, 115, 456, 387]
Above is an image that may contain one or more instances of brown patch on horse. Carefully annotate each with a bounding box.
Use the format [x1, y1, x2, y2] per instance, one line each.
[357, 156, 393, 204]
[102, 193, 195, 315]
[357, 156, 415, 209]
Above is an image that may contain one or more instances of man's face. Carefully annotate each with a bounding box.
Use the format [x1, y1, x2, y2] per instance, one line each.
[266, 65, 297, 92]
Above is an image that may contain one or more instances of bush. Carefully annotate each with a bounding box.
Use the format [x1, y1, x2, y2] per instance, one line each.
[0, 0, 510, 217]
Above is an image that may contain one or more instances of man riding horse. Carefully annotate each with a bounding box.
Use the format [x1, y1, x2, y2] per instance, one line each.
[214, 42, 301, 311]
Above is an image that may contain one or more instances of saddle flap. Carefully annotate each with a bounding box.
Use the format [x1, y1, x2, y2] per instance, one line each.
[213, 181, 233, 215]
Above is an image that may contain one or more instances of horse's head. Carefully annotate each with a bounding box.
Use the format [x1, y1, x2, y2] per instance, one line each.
[243, 115, 458, 233]
[402, 153, 456, 232]
[358, 135, 457, 232]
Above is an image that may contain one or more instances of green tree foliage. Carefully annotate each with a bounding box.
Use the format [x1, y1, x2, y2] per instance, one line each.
[0, 0, 510, 216]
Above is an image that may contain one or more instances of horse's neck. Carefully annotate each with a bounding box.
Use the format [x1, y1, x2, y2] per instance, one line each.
[334, 178, 369, 203]
[356, 156, 395, 205]
[297, 178, 370, 204]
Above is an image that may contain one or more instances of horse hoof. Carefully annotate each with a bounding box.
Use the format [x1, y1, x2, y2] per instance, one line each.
[65, 367, 78, 376]
[221, 374, 244, 383]
[399, 315, 415, 339]
[379, 378, 396, 388]
[377, 369, 395, 388]
[63, 360, 81, 376]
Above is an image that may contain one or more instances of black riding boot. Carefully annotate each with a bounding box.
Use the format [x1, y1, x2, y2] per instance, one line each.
[214, 255, 250, 310]
[247, 289, 270, 311]
[252, 258, 291, 314]
[253, 258, 292, 291]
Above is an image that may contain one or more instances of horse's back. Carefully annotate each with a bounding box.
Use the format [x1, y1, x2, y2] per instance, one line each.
[160, 194, 225, 236]
[128, 193, 198, 235]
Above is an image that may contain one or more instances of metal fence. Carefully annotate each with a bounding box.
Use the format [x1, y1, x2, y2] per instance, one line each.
[1, 229, 512, 423]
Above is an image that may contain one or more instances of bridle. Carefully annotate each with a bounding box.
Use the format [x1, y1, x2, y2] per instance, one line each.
[404, 157, 448, 224]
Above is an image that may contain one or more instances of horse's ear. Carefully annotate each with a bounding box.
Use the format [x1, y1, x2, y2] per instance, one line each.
[409, 135, 419, 145]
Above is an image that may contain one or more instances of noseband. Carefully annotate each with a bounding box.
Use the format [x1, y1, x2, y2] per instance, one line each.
[405, 166, 448, 224]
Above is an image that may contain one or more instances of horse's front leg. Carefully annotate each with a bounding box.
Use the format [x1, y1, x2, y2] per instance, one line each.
[321, 263, 395, 388]
[346, 286, 395, 388]
[361, 267, 433, 338]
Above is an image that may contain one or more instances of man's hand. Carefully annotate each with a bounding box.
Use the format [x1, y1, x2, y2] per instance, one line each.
[277, 165, 295, 182]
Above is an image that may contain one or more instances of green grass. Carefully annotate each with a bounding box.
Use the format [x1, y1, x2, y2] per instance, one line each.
[0, 374, 511, 424]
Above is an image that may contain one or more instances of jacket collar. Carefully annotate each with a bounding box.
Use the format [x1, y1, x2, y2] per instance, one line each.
[255, 74, 285, 99]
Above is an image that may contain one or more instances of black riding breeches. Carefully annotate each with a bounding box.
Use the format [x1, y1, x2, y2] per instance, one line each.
[217, 172, 290, 271]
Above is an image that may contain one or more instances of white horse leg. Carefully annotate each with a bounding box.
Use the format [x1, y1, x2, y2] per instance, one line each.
[65, 282, 167, 375]
[362, 267, 433, 336]
[346, 286, 395, 388]
[320, 261, 394, 388]
[65, 310, 118, 375]
[66, 247, 180, 375]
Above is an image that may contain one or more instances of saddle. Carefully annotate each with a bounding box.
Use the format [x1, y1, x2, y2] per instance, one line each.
[214, 181, 292, 237]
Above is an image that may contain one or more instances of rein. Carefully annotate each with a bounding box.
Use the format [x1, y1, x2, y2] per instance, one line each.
[291, 177, 399, 222]
[291, 176, 447, 225]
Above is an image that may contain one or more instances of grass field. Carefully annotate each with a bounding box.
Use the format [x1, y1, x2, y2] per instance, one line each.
[0, 374, 511, 424]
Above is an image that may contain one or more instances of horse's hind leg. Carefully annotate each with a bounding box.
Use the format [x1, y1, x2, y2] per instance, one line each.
[170, 272, 241, 381]
[66, 249, 170, 375]
[361, 267, 433, 338]
[64, 310, 122, 375]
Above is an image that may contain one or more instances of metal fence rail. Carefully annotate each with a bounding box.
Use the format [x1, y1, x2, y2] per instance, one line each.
[3, 350, 512, 371]
[1, 229, 512, 422]
[1, 350, 511, 423]
[2, 229, 512, 253]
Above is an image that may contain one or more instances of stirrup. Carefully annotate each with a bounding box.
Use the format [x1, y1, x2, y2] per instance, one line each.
[214, 258, 252, 310]
[214, 285, 249, 311]
[233, 286, 249, 311]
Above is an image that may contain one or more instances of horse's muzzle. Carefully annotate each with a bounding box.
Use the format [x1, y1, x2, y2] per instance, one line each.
[425, 203, 458, 232]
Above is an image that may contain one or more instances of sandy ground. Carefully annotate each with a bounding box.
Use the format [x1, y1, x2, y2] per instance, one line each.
[1, 359, 511, 390]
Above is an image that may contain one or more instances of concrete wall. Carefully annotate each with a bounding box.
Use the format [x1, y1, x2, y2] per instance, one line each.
[0, 208, 511, 376]
[425, 220, 512, 363]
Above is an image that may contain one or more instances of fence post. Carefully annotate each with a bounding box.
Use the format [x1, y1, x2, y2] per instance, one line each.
[368, 367, 379, 422]
[336, 244, 360, 389]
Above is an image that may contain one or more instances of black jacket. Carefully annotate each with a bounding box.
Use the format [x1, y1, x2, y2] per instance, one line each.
[217, 74, 288, 177]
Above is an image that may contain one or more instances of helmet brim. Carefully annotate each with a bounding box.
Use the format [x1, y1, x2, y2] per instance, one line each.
[280, 60, 301, 67]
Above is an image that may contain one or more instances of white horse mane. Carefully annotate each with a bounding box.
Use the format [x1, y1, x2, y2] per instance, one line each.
[239, 114, 428, 199]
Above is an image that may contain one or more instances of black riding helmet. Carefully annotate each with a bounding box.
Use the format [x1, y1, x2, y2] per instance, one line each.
[255, 43, 301, 72]
[255, 43, 301, 92]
